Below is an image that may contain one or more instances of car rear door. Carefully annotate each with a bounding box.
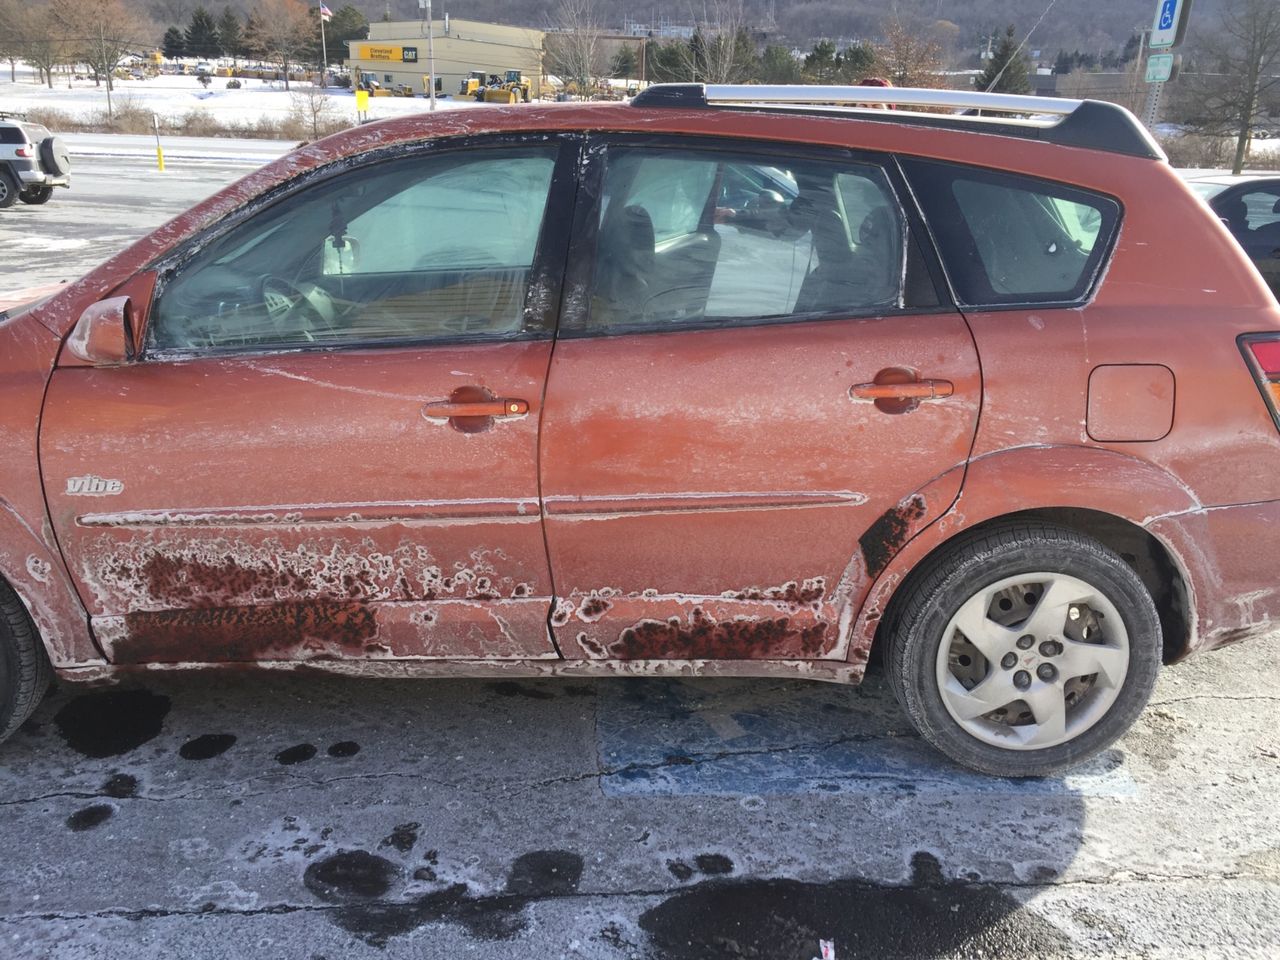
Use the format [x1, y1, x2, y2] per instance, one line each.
[40, 137, 577, 664]
[539, 136, 981, 663]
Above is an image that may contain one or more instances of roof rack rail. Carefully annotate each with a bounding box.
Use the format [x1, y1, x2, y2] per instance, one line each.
[0, 110, 29, 121]
[629, 83, 1165, 161]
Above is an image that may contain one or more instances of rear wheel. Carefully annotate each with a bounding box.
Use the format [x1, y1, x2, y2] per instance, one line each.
[0, 579, 53, 744]
[0, 170, 18, 209]
[886, 522, 1161, 777]
[19, 185, 53, 205]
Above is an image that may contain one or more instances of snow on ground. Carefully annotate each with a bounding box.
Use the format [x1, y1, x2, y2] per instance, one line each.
[0, 61, 484, 127]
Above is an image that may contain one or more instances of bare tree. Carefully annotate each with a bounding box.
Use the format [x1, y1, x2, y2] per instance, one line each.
[290, 85, 336, 139]
[544, 0, 601, 94]
[682, 0, 755, 84]
[50, 0, 155, 118]
[0, 0, 17, 82]
[11, 4, 73, 88]
[1177, 0, 1280, 174]
[875, 17, 945, 89]
[250, 0, 313, 91]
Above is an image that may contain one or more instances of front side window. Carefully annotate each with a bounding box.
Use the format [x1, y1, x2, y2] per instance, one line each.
[581, 146, 906, 333]
[149, 146, 557, 353]
[903, 158, 1120, 307]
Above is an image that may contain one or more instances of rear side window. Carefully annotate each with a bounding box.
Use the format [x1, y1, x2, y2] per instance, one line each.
[902, 159, 1119, 307]
[0, 128, 24, 144]
[578, 145, 908, 334]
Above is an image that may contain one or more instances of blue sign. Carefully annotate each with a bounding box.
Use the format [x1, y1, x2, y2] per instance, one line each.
[1150, 0, 1190, 49]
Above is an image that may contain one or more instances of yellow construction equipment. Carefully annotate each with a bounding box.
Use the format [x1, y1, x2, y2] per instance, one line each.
[480, 70, 532, 104]
[459, 70, 487, 99]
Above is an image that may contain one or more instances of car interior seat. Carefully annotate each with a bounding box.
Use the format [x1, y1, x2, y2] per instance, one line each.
[592, 204, 656, 327]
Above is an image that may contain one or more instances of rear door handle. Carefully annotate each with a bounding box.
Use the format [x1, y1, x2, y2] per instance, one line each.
[851, 379, 954, 400]
[421, 397, 529, 419]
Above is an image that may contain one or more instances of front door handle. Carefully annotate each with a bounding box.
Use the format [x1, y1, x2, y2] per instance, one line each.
[421, 397, 529, 419]
[851, 379, 954, 401]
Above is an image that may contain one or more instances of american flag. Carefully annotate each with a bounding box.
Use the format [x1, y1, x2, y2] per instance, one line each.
[319, 4, 333, 20]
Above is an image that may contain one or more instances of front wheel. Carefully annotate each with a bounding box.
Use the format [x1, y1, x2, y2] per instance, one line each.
[885, 522, 1161, 777]
[0, 579, 53, 744]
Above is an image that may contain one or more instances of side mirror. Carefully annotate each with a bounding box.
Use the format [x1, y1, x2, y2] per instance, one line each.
[66, 296, 135, 365]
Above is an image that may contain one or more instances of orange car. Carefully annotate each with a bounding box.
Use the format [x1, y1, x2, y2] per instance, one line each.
[2, 85, 1278, 776]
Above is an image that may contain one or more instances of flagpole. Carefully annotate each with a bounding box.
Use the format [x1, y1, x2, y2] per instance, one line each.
[319, 7, 329, 89]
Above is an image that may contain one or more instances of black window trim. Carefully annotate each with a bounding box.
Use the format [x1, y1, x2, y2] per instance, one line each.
[141, 132, 584, 361]
[557, 132, 955, 341]
[898, 155, 1125, 312]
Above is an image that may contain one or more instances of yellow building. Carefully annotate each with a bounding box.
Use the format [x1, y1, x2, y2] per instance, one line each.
[346, 18, 545, 98]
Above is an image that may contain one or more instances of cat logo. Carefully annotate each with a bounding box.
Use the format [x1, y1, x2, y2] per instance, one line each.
[65, 475, 124, 496]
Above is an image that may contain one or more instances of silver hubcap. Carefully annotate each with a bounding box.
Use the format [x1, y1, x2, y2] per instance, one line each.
[935, 573, 1130, 751]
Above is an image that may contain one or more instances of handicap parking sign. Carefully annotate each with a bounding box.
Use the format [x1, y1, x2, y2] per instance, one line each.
[1150, 0, 1187, 49]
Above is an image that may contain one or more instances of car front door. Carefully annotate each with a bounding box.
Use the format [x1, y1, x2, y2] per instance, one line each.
[41, 137, 576, 664]
[539, 137, 981, 663]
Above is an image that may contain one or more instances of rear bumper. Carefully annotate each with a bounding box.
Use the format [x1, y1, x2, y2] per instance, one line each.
[1147, 499, 1280, 657]
[17, 169, 70, 188]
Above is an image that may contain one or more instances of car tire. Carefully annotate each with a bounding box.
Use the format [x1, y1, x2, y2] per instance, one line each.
[19, 185, 53, 205]
[38, 137, 72, 178]
[885, 521, 1161, 777]
[0, 170, 18, 209]
[0, 578, 53, 744]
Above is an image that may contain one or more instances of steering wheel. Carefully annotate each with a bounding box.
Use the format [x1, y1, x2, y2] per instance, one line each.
[261, 276, 339, 341]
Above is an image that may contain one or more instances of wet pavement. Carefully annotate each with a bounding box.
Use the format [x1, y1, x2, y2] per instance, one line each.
[2, 145, 1279, 959]
[2, 641, 1279, 959]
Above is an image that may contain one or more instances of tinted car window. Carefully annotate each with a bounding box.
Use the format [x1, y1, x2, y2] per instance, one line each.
[903, 158, 1120, 306]
[1240, 188, 1280, 231]
[583, 146, 905, 333]
[0, 128, 25, 144]
[150, 146, 556, 354]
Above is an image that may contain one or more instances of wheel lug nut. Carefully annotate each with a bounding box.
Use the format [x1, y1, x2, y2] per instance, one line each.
[1039, 640, 1061, 657]
[1016, 635, 1035, 650]
[1001, 652, 1017, 670]
[1037, 663, 1057, 682]
[1013, 669, 1031, 690]
[1068, 606, 1081, 621]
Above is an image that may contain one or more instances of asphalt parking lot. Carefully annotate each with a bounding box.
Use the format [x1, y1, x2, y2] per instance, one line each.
[2, 148, 1279, 959]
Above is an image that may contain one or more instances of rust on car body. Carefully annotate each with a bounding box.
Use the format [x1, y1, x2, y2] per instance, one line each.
[606, 607, 831, 660]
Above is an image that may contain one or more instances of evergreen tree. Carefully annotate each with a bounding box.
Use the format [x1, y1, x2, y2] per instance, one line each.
[162, 25, 186, 59]
[184, 6, 221, 60]
[837, 41, 877, 82]
[242, 10, 266, 61]
[759, 44, 801, 83]
[803, 39, 839, 83]
[646, 40, 688, 83]
[217, 7, 242, 62]
[610, 44, 637, 78]
[977, 25, 1030, 94]
[326, 5, 368, 50]
[1053, 49, 1072, 74]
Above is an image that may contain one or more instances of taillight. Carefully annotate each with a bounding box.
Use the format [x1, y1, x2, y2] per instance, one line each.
[1241, 335, 1280, 430]
[15, 146, 32, 158]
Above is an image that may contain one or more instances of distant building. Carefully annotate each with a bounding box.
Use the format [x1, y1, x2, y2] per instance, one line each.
[345, 18, 544, 98]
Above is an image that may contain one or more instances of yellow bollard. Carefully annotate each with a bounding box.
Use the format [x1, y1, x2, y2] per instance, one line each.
[152, 114, 165, 172]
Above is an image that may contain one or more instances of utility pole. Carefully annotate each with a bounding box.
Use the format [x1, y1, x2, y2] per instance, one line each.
[427, 0, 436, 110]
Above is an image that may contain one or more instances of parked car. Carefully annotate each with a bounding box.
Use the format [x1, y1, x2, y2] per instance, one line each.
[1188, 174, 1280, 298]
[0, 112, 71, 207]
[2, 84, 1278, 776]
